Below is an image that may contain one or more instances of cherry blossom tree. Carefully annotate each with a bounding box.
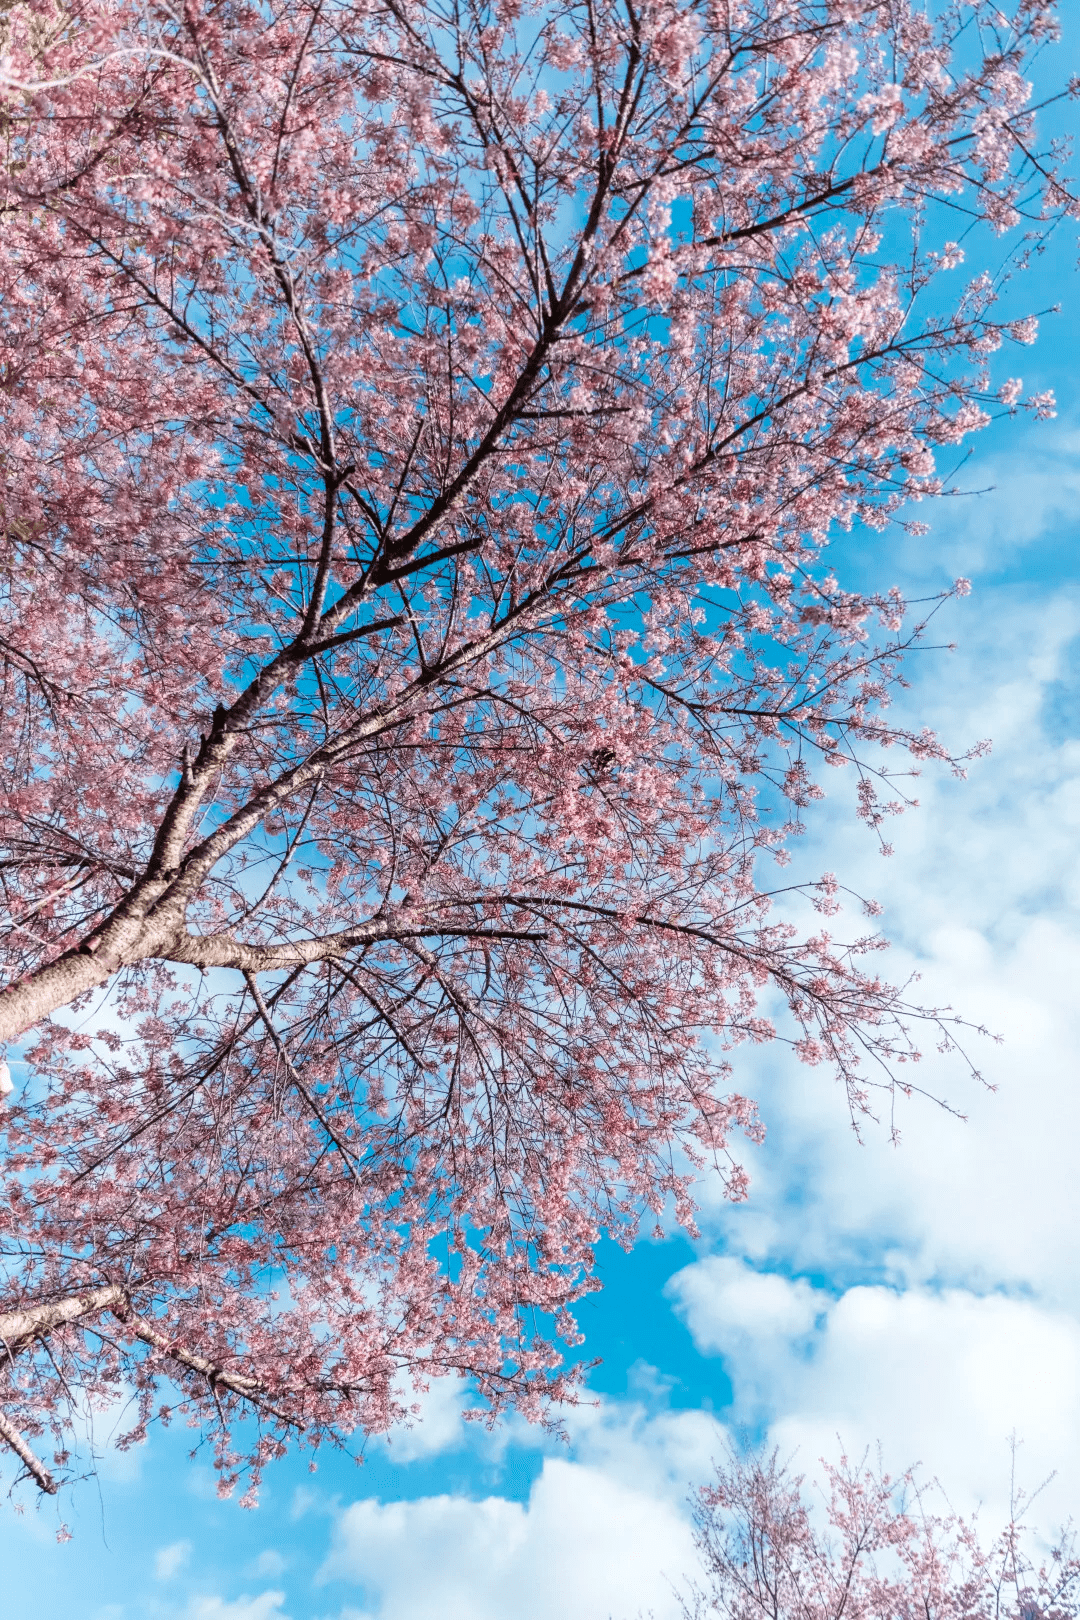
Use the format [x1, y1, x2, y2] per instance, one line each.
[679, 1447, 1080, 1620]
[0, 0, 1072, 1502]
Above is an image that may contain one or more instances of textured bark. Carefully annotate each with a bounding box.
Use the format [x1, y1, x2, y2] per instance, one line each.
[0, 1286, 127, 1353]
[0, 1408, 56, 1494]
[0, 1291, 131, 1494]
[0, 952, 120, 1046]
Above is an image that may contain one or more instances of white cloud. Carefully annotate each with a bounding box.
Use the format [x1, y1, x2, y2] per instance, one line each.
[692, 580, 1080, 1303]
[771, 1284, 1080, 1522]
[375, 1374, 470, 1463]
[156, 1540, 193, 1580]
[558, 1396, 726, 1503]
[249, 1551, 287, 1579]
[668, 1256, 1080, 1528]
[900, 422, 1080, 578]
[185, 1593, 289, 1620]
[322, 1458, 697, 1620]
[650, 561, 1080, 1529]
[668, 1257, 820, 1351]
[318, 1393, 729, 1620]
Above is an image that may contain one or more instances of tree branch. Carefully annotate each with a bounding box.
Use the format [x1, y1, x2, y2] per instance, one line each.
[0, 1286, 127, 1355]
[0, 1407, 57, 1494]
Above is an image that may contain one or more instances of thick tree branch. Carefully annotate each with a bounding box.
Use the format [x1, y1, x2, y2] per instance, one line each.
[0, 1407, 57, 1494]
[0, 1286, 127, 1355]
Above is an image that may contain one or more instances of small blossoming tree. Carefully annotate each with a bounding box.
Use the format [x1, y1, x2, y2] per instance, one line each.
[0, 0, 1071, 1500]
[681, 1448, 1080, 1620]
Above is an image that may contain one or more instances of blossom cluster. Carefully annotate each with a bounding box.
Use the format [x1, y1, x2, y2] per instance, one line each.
[0, 0, 1071, 1502]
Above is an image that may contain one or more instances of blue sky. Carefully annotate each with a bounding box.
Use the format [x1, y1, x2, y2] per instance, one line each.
[6, 66, 1080, 1620]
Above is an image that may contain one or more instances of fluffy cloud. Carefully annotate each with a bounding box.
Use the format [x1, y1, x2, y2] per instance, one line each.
[374, 1372, 473, 1463]
[322, 1457, 697, 1620]
[694, 577, 1080, 1300]
[667, 1258, 820, 1352]
[156, 1541, 193, 1581]
[653, 550, 1080, 1531]
[319, 1395, 729, 1620]
[900, 424, 1080, 579]
[668, 1258, 1080, 1525]
[185, 1594, 289, 1620]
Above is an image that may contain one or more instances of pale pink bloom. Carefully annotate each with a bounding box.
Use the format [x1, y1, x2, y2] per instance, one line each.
[683, 1448, 1080, 1620]
[0, 0, 1069, 1509]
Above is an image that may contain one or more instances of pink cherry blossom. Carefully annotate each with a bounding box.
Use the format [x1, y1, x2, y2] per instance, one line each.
[682, 1447, 1080, 1620]
[0, 0, 1072, 1503]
